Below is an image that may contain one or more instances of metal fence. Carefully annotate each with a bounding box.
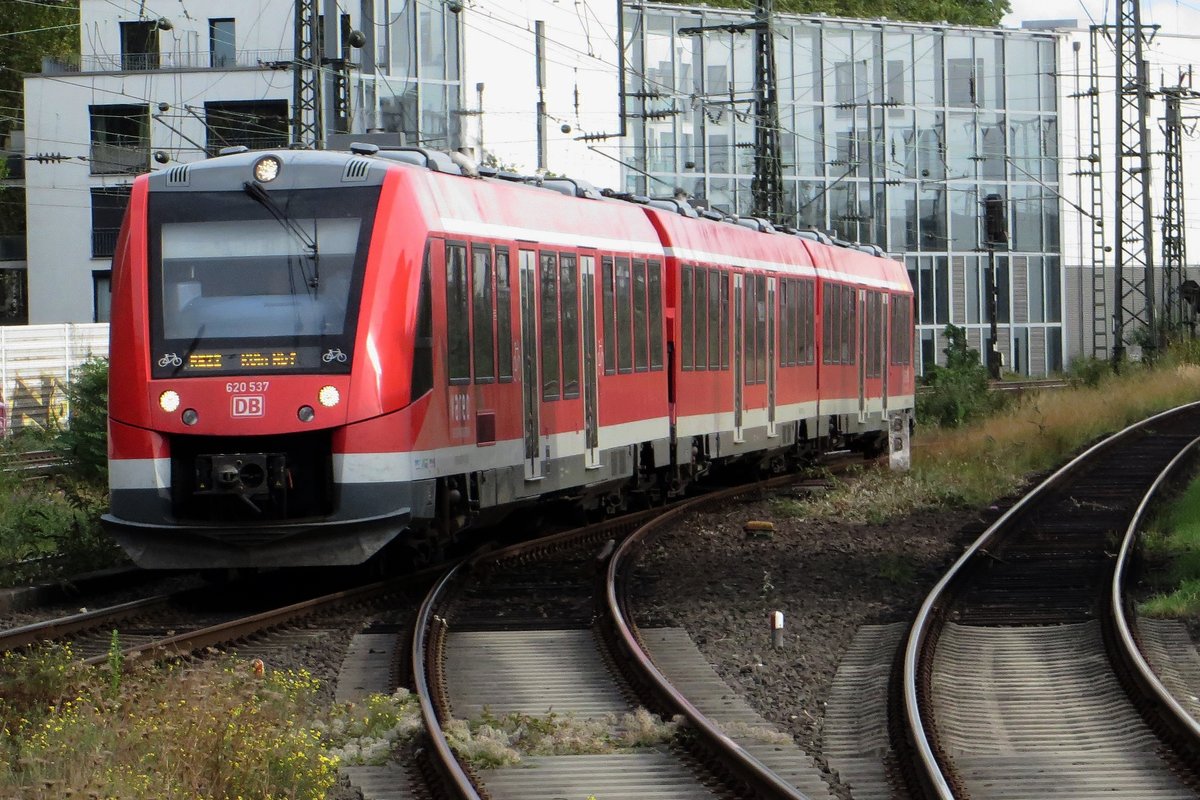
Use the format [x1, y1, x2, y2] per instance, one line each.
[0, 324, 109, 433]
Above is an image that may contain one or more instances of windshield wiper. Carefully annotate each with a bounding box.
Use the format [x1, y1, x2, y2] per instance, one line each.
[242, 180, 320, 290]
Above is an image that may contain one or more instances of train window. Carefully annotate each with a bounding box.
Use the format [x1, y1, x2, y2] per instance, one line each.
[720, 273, 730, 370]
[616, 257, 633, 373]
[866, 291, 883, 378]
[602, 256, 616, 375]
[496, 249, 513, 381]
[781, 280, 793, 367]
[755, 274, 767, 384]
[648, 260, 663, 371]
[472, 245, 495, 383]
[681, 266, 694, 371]
[540, 252, 560, 400]
[891, 294, 912, 365]
[823, 283, 839, 366]
[707, 269, 721, 370]
[801, 280, 815, 365]
[633, 259, 648, 372]
[694, 266, 708, 371]
[446, 242, 470, 384]
[561, 254, 580, 397]
[843, 287, 856, 365]
[411, 241, 434, 398]
[743, 274, 757, 384]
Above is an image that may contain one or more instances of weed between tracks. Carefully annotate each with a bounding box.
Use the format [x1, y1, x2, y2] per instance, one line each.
[444, 707, 680, 768]
[0, 641, 422, 799]
[1139, 477, 1200, 618]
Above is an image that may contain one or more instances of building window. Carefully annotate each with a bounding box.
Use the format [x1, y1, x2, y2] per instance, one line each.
[0, 269, 27, 325]
[209, 19, 236, 67]
[204, 100, 288, 155]
[120, 20, 159, 70]
[91, 186, 131, 258]
[90, 105, 149, 175]
[93, 271, 112, 323]
[376, 0, 461, 149]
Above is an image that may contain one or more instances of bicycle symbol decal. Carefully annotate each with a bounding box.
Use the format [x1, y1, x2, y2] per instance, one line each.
[158, 353, 183, 368]
[322, 348, 348, 363]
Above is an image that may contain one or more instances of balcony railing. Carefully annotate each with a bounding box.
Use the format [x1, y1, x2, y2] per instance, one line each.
[44, 49, 302, 75]
[0, 236, 26, 262]
[92, 228, 120, 259]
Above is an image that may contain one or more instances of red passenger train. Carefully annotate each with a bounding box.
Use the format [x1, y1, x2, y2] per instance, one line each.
[103, 145, 914, 569]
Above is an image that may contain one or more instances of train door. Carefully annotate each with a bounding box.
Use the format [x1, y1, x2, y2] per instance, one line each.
[733, 273, 745, 443]
[519, 250, 543, 480]
[581, 255, 601, 469]
[858, 288, 867, 422]
[767, 276, 777, 438]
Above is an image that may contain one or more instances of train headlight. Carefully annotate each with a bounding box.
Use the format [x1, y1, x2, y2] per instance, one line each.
[318, 385, 340, 407]
[159, 390, 180, 413]
[181, 408, 199, 426]
[253, 155, 281, 182]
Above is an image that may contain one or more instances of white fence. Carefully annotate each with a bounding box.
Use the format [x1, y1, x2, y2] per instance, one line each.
[0, 324, 109, 433]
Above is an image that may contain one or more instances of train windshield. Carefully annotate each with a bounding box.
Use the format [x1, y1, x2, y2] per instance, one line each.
[147, 186, 379, 377]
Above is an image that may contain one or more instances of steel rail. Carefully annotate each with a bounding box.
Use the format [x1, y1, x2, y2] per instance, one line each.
[1110, 434, 1200, 757]
[0, 594, 174, 651]
[604, 481, 817, 800]
[901, 399, 1200, 800]
[411, 557, 481, 800]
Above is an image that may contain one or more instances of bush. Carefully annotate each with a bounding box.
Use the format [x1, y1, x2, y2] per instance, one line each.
[52, 356, 108, 486]
[916, 324, 1003, 428]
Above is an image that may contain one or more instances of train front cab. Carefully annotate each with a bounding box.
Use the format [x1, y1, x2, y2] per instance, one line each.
[104, 151, 429, 569]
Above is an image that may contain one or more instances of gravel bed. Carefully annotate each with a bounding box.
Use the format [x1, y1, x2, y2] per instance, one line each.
[629, 484, 989, 781]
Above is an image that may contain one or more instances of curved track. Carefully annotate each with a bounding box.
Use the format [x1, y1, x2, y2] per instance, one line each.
[902, 403, 1200, 800]
[413, 475, 839, 800]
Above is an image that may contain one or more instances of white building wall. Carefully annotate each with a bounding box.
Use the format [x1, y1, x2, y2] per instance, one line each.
[1052, 24, 1200, 364]
[458, 1, 623, 185]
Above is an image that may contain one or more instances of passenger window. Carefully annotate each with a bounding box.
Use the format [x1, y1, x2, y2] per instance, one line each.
[540, 252, 560, 400]
[681, 266, 694, 371]
[616, 257, 632, 373]
[446, 242, 470, 383]
[602, 256, 616, 375]
[496, 249, 513, 381]
[720, 273, 729, 370]
[472, 245, 494, 383]
[823, 284, 836, 366]
[411, 242, 433, 398]
[891, 293, 912, 365]
[755, 274, 766, 383]
[561, 254, 580, 397]
[744, 274, 757, 384]
[708, 269, 721, 370]
[648, 260, 663, 370]
[633, 258, 648, 372]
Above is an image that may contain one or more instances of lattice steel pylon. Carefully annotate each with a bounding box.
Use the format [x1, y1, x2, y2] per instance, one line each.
[1111, 0, 1158, 362]
[751, 0, 785, 227]
[1087, 27, 1109, 359]
[291, 0, 322, 149]
[1160, 83, 1199, 329]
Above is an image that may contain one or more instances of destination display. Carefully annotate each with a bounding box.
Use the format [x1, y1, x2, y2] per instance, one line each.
[151, 345, 348, 377]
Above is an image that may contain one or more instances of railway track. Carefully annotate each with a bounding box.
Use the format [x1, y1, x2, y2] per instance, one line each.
[0, 572, 422, 666]
[901, 402, 1200, 799]
[412, 474, 837, 800]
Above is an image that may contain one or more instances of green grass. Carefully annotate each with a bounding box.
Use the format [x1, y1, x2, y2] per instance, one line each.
[1138, 477, 1200, 618]
[0, 643, 421, 798]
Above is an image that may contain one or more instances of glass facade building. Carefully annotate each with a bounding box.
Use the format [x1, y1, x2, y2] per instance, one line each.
[622, 4, 1063, 375]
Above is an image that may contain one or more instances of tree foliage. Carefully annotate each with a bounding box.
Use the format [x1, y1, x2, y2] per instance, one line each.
[681, 0, 1009, 29]
[917, 324, 1004, 428]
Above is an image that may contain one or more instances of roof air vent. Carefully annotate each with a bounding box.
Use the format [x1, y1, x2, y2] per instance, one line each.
[165, 165, 190, 186]
[342, 158, 371, 182]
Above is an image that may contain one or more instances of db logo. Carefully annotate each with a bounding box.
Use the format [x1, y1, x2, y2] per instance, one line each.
[231, 395, 264, 417]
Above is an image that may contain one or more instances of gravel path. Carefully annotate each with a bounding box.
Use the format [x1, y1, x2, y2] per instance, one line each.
[629, 483, 990, 760]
